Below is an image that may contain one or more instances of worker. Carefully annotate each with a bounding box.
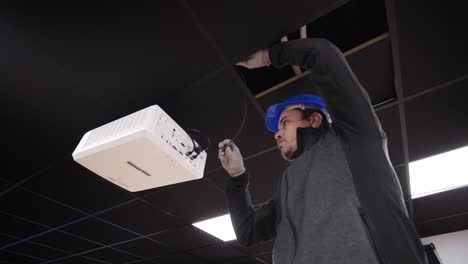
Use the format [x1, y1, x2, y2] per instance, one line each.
[218, 38, 427, 264]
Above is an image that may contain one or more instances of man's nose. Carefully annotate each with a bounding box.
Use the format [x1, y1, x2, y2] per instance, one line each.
[274, 131, 281, 141]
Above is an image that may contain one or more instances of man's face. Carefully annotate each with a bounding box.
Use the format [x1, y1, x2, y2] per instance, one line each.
[274, 109, 314, 160]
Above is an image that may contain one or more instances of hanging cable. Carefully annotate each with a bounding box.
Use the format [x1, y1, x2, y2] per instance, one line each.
[221, 94, 248, 152]
[190, 65, 251, 156]
[187, 95, 248, 156]
[185, 128, 211, 160]
[231, 96, 247, 142]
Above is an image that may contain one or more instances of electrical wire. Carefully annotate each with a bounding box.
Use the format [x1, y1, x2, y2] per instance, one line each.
[231, 96, 247, 142]
[188, 67, 250, 155]
[186, 95, 248, 157]
[224, 66, 252, 149]
[186, 128, 211, 159]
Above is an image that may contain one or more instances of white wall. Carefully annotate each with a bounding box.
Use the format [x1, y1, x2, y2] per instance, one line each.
[421, 229, 468, 264]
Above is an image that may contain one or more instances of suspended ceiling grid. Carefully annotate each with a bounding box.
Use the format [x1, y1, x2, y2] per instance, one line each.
[1, 0, 467, 263]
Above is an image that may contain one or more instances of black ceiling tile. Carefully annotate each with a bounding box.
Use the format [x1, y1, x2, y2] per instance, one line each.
[376, 106, 404, 166]
[7, 241, 70, 262]
[0, 234, 17, 248]
[243, 149, 285, 204]
[1, 2, 223, 183]
[204, 169, 228, 192]
[144, 178, 227, 223]
[153, 252, 208, 264]
[60, 217, 138, 246]
[112, 238, 172, 259]
[1, 38, 108, 183]
[304, 0, 388, 52]
[165, 69, 276, 173]
[227, 240, 273, 256]
[24, 159, 134, 214]
[413, 186, 468, 224]
[2, 4, 222, 108]
[0, 213, 46, 239]
[186, 0, 347, 60]
[0, 250, 41, 264]
[132, 187, 162, 200]
[31, 231, 100, 255]
[0, 189, 83, 228]
[98, 200, 183, 236]
[0, 178, 13, 193]
[416, 213, 468, 238]
[55, 255, 107, 264]
[150, 225, 221, 251]
[207, 148, 283, 205]
[391, 1, 468, 96]
[2, 49, 82, 182]
[82, 247, 140, 264]
[405, 79, 468, 162]
[189, 243, 246, 263]
[346, 36, 396, 105]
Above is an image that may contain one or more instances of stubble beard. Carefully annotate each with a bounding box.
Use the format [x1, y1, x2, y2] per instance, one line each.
[280, 148, 294, 161]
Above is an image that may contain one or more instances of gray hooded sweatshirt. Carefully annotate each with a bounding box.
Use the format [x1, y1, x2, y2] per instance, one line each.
[226, 39, 427, 264]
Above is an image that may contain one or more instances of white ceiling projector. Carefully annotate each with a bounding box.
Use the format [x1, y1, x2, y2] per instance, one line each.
[72, 105, 207, 192]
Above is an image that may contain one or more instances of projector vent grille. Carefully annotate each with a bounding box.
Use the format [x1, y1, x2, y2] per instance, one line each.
[83, 109, 147, 148]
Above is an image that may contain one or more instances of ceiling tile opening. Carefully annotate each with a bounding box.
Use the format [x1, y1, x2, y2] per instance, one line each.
[238, 0, 388, 96]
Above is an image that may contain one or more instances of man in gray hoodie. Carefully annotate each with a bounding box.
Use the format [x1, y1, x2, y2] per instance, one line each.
[218, 38, 427, 264]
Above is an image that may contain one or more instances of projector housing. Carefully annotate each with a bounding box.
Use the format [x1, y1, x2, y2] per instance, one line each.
[72, 105, 207, 192]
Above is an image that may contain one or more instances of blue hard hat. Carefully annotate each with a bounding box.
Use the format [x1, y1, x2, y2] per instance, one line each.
[265, 94, 331, 133]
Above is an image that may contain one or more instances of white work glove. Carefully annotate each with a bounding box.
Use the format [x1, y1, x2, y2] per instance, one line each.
[236, 49, 271, 69]
[218, 139, 246, 177]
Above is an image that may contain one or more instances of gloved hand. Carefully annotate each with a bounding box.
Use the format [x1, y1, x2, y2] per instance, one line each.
[236, 49, 270, 69]
[218, 139, 246, 177]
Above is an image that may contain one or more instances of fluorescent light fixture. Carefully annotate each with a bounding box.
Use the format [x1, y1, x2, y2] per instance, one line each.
[192, 214, 237, 242]
[409, 145, 468, 198]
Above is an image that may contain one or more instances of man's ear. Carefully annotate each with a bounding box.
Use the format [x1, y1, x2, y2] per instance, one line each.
[307, 112, 323, 128]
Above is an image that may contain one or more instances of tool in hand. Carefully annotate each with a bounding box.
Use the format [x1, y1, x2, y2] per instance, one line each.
[221, 140, 235, 152]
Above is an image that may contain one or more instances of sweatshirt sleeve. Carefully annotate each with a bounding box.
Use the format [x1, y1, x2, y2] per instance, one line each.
[269, 38, 385, 142]
[225, 172, 277, 246]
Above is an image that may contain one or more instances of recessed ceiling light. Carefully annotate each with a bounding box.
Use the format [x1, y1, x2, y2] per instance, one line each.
[409, 145, 468, 198]
[192, 214, 237, 242]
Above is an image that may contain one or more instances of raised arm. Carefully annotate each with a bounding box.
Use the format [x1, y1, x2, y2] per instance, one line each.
[269, 38, 385, 141]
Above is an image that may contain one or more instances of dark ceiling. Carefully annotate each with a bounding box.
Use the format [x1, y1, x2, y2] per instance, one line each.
[2, 0, 468, 263]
